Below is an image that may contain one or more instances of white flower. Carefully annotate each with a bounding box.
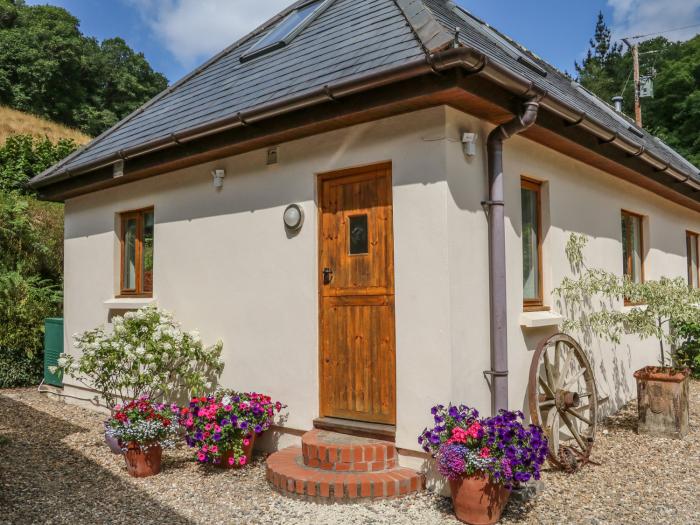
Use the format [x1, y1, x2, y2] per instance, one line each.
[221, 395, 232, 406]
[135, 345, 145, 356]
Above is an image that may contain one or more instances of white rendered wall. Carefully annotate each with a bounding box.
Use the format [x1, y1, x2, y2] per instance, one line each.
[62, 104, 700, 459]
[63, 107, 451, 453]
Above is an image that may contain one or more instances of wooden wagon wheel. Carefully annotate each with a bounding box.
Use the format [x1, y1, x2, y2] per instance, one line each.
[528, 333, 598, 469]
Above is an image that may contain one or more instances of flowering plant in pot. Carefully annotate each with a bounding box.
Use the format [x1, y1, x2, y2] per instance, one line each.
[50, 306, 223, 453]
[183, 389, 284, 468]
[419, 405, 548, 525]
[106, 396, 180, 477]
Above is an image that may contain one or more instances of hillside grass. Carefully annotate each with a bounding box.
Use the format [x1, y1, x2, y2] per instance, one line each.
[0, 106, 91, 145]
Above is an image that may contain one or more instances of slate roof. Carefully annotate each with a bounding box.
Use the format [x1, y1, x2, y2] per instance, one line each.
[31, 0, 700, 188]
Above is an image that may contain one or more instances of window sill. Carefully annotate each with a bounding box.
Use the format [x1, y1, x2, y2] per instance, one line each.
[104, 297, 155, 310]
[519, 309, 563, 328]
[621, 303, 648, 313]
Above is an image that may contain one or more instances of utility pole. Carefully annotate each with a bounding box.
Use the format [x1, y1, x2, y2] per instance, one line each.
[623, 38, 642, 127]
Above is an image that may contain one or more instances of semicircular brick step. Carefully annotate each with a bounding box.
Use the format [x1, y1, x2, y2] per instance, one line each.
[266, 430, 424, 502]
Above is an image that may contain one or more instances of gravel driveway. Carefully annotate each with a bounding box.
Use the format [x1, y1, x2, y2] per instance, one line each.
[0, 382, 697, 525]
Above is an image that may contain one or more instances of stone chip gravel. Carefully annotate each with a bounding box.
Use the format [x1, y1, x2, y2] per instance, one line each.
[0, 381, 697, 524]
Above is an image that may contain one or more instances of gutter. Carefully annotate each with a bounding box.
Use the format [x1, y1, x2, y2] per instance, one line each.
[31, 46, 698, 193]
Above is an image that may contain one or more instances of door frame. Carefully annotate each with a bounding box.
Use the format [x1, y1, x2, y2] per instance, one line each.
[316, 161, 396, 424]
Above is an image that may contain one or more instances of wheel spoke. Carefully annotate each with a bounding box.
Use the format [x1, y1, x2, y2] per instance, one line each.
[544, 351, 556, 390]
[559, 349, 574, 389]
[540, 399, 555, 409]
[560, 411, 588, 451]
[554, 342, 561, 385]
[564, 367, 586, 389]
[539, 376, 555, 399]
[566, 407, 592, 426]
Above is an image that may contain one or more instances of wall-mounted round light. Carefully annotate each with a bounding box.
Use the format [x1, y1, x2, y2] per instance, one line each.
[283, 204, 304, 231]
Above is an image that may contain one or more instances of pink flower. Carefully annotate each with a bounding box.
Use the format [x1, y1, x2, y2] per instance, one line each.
[480, 447, 490, 459]
[211, 445, 218, 453]
[224, 405, 233, 412]
[202, 445, 208, 453]
[243, 438, 250, 446]
[239, 402, 248, 410]
[197, 452, 206, 462]
[448, 427, 469, 444]
[228, 456, 235, 466]
[185, 417, 194, 427]
[239, 456, 247, 466]
[205, 423, 212, 431]
[465, 422, 482, 439]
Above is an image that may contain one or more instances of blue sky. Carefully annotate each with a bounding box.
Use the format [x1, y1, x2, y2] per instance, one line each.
[27, 0, 700, 84]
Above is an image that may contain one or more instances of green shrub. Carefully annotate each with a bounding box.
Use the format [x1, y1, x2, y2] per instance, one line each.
[674, 318, 700, 378]
[0, 271, 61, 387]
[0, 134, 76, 193]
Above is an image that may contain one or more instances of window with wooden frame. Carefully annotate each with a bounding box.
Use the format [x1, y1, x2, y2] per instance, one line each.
[687, 231, 699, 288]
[119, 208, 154, 297]
[621, 210, 644, 286]
[521, 178, 543, 308]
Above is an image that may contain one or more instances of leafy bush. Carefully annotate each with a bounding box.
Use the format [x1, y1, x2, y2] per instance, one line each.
[674, 319, 700, 378]
[53, 306, 224, 410]
[0, 271, 61, 387]
[0, 133, 76, 193]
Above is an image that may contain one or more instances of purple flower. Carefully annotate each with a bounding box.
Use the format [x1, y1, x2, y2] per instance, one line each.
[254, 424, 263, 434]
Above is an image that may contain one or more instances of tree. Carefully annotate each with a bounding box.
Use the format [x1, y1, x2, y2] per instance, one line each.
[575, 13, 700, 166]
[575, 12, 625, 104]
[556, 233, 700, 367]
[0, 0, 167, 135]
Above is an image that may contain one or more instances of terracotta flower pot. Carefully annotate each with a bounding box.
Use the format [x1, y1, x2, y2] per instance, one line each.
[124, 443, 162, 477]
[104, 421, 122, 455]
[634, 366, 690, 439]
[218, 434, 256, 468]
[449, 473, 511, 525]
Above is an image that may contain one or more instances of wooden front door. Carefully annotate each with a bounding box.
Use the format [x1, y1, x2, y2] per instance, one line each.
[318, 162, 396, 425]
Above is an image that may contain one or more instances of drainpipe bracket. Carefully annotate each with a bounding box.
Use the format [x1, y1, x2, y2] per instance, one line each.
[483, 370, 509, 377]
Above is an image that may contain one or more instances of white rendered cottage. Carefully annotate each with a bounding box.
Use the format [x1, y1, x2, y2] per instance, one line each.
[32, 0, 700, 498]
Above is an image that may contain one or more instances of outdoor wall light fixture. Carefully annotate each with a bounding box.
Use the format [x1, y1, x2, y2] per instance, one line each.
[211, 169, 226, 189]
[283, 203, 304, 231]
[462, 132, 478, 157]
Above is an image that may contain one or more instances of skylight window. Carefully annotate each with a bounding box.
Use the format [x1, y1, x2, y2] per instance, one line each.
[240, 0, 333, 62]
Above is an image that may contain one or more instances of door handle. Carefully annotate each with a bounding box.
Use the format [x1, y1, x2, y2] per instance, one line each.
[322, 267, 334, 284]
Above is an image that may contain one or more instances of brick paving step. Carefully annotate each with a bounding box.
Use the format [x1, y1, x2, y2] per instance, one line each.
[301, 429, 397, 472]
[266, 446, 423, 502]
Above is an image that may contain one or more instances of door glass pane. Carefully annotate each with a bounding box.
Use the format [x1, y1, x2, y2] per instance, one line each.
[123, 218, 137, 290]
[522, 187, 539, 300]
[142, 211, 154, 293]
[348, 214, 368, 255]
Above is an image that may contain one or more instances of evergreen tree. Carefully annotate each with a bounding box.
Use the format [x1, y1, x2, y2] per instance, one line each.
[575, 12, 625, 104]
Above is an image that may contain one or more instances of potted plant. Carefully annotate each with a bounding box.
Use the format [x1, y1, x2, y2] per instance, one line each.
[106, 396, 180, 477]
[419, 405, 548, 525]
[183, 389, 284, 468]
[556, 234, 696, 438]
[51, 306, 224, 453]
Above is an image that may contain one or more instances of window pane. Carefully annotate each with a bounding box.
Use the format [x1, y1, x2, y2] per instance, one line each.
[123, 218, 137, 290]
[622, 213, 642, 283]
[522, 187, 539, 300]
[142, 211, 154, 293]
[348, 215, 368, 255]
[689, 234, 698, 288]
[245, 0, 322, 56]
